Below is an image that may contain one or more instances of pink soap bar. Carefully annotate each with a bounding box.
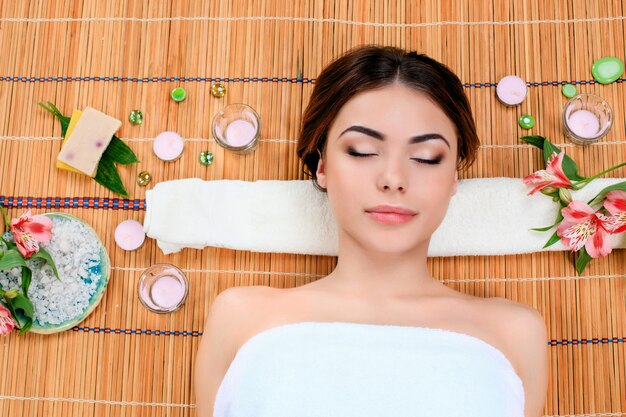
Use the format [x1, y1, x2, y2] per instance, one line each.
[114, 220, 146, 251]
[153, 131, 185, 161]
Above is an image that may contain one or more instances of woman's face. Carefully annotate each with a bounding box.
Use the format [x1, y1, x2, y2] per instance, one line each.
[316, 83, 459, 254]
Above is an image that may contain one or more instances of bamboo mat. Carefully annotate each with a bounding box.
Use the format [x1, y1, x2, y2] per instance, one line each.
[0, 1, 625, 416]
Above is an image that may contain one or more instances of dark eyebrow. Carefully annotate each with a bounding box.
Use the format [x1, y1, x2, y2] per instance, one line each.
[338, 125, 451, 149]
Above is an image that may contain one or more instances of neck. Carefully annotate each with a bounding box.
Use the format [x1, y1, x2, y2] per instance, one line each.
[322, 234, 440, 300]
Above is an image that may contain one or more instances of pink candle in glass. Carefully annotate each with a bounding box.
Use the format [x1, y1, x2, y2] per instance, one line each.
[225, 119, 257, 147]
[150, 275, 186, 309]
[566, 110, 600, 139]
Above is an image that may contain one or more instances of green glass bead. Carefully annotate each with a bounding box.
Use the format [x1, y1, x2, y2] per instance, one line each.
[199, 151, 214, 166]
[137, 171, 152, 186]
[562, 84, 577, 98]
[128, 110, 144, 125]
[211, 83, 226, 98]
[518, 114, 535, 129]
[171, 87, 187, 102]
[591, 57, 624, 84]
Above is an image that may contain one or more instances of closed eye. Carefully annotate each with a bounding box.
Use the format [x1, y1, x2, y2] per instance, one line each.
[348, 150, 375, 158]
[347, 149, 442, 165]
[412, 158, 442, 165]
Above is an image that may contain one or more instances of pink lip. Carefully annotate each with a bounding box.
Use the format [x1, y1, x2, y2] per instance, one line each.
[365, 205, 417, 224]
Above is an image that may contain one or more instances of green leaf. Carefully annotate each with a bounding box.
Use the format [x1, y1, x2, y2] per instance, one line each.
[38, 101, 71, 136]
[31, 247, 60, 281]
[542, 140, 560, 163]
[542, 230, 562, 248]
[104, 136, 140, 165]
[521, 135, 546, 149]
[587, 180, 626, 205]
[0, 248, 27, 271]
[94, 157, 129, 197]
[530, 225, 555, 232]
[0, 204, 9, 228]
[575, 247, 593, 275]
[4, 293, 34, 332]
[21, 267, 31, 297]
[540, 139, 586, 182]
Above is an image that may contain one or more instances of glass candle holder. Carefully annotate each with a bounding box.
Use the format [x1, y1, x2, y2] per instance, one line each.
[211, 103, 261, 154]
[562, 93, 612, 145]
[137, 263, 189, 313]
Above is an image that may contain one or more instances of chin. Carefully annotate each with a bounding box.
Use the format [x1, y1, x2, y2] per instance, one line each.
[359, 234, 429, 255]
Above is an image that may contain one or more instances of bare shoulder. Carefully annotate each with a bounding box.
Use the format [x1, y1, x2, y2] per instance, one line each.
[488, 297, 549, 417]
[208, 285, 278, 345]
[194, 285, 273, 417]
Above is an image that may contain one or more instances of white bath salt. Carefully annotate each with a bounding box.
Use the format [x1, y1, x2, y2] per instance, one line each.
[0, 216, 103, 326]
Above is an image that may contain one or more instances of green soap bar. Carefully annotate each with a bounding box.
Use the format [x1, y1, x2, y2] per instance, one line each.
[562, 84, 577, 98]
[591, 57, 624, 84]
[518, 114, 535, 129]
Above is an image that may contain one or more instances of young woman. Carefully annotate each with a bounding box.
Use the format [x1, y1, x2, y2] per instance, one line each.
[196, 45, 549, 417]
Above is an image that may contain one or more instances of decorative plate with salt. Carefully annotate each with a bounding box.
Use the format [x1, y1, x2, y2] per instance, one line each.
[0, 212, 110, 334]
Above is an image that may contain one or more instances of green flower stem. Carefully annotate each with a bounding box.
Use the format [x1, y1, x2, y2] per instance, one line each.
[571, 161, 626, 190]
[0, 205, 9, 229]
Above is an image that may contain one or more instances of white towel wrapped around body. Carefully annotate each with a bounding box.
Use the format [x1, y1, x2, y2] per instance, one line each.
[143, 177, 626, 256]
[213, 321, 525, 417]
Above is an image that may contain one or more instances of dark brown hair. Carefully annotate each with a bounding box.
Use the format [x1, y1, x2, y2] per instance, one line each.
[296, 45, 480, 192]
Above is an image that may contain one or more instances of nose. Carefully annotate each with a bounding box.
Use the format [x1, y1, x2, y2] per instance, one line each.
[376, 156, 408, 192]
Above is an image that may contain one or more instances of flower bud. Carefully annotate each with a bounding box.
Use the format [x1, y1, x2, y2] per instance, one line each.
[3, 289, 18, 299]
[559, 188, 573, 205]
[540, 186, 558, 196]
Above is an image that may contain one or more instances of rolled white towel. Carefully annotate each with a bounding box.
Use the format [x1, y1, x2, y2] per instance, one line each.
[143, 177, 626, 256]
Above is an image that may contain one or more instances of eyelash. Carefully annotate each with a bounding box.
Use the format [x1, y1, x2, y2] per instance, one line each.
[347, 149, 442, 165]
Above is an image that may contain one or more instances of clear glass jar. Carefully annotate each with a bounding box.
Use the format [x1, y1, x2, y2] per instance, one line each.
[211, 103, 261, 154]
[562, 93, 612, 145]
[137, 263, 189, 313]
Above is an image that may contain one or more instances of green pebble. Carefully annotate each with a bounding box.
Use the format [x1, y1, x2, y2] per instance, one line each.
[562, 84, 577, 98]
[518, 114, 535, 129]
[591, 56, 624, 84]
[199, 151, 214, 166]
[171, 87, 187, 102]
[128, 109, 143, 125]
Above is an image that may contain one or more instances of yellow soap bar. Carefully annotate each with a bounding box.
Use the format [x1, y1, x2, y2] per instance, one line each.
[57, 107, 121, 177]
[56, 110, 83, 174]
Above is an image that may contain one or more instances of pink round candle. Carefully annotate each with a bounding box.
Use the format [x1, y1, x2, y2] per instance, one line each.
[496, 75, 527, 106]
[567, 109, 600, 139]
[153, 131, 185, 161]
[114, 220, 146, 251]
[150, 275, 185, 309]
[225, 119, 257, 147]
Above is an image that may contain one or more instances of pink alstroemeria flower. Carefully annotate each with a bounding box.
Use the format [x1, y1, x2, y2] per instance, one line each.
[0, 304, 16, 335]
[557, 200, 613, 258]
[9, 209, 53, 258]
[602, 190, 626, 234]
[523, 151, 572, 195]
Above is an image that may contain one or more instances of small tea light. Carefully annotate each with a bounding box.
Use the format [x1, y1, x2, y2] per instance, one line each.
[563, 94, 612, 145]
[211, 103, 261, 154]
[114, 220, 146, 251]
[138, 264, 189, 313]
[496, 75, 528, 106]
[153, 131, 185, 161]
